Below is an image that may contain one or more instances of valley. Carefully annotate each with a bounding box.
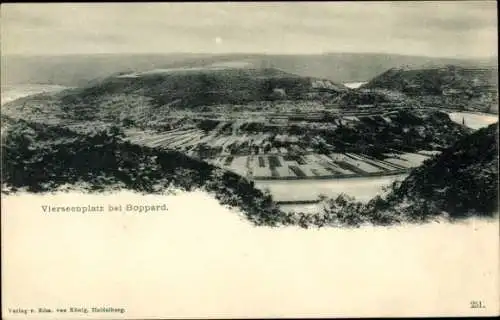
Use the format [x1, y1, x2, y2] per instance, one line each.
[1, 61, 498, 218]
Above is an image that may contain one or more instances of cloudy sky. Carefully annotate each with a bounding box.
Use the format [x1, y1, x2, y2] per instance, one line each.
[1, 2, 497, 58]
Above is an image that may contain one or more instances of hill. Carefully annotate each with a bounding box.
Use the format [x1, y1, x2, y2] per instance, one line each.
[363, 65, 498, 94]
[383, 122, 499, 219]
[2, 53, 495, 86]
[2, 66, 347, 122]
[65, 66, 346, 113]
[362, 65, 498, 113]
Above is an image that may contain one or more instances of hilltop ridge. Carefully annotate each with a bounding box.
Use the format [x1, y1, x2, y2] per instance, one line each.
[52, 66, 347, 114]
[3, 53, 495, 86]
[363, 65, 498, 93]
[362, 65, 498, 113]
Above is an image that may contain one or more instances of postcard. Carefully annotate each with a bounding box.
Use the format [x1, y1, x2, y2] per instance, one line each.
[1, 2, 498, 318]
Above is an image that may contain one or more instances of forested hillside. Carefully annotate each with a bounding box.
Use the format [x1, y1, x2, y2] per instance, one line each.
[0, 120, 285, 226]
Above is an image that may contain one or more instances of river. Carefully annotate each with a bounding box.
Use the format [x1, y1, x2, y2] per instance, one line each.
[1, 84, 69, 106]
[448, 112, 498, 130]
[343, 81, 367, 89]
[255, 174, 407, 213]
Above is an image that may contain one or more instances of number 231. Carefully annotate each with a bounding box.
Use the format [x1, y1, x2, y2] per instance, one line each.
[470, 300, 486, 309]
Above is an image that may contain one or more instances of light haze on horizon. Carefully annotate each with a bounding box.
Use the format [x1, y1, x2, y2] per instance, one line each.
[1, 2, 498, 58]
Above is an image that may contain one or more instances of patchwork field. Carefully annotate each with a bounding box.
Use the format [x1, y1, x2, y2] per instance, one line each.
[123, 127, 437, 181]
[209, 152, 427, 180]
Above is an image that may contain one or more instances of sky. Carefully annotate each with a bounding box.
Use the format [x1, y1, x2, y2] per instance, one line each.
[1, 2, 498, 58]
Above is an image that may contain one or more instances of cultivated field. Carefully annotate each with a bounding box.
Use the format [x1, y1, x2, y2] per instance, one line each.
[122, 127, 435, 180]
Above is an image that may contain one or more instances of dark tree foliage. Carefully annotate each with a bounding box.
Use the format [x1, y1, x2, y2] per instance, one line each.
[1, 121, 285, 226]
[197, 119, 221, 132]
[388, 123, 499, 217]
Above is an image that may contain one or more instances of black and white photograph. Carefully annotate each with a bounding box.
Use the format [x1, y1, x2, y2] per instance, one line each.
[1, 2, 498, 318]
